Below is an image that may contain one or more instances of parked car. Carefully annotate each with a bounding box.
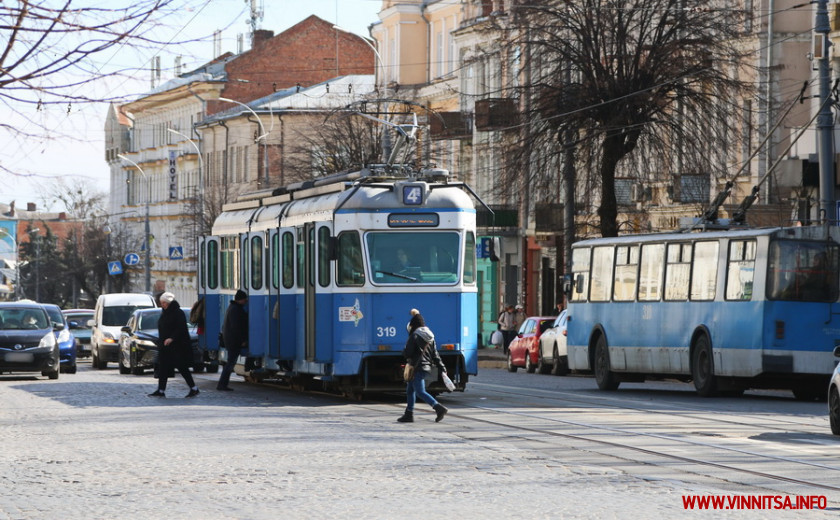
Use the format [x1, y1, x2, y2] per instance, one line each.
[89, 293, 156, 369]
[42, 304, 77, 374]
[0, 302, 60, 379]
[118, 308, 203, 375]
[62, 309, 94, 358]
[537, 310, 569, 375]
[829, 346, 840, 435]
[506, 316, 556, 373]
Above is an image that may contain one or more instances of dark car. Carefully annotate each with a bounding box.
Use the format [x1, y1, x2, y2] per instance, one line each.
[62, 309, 94, 358]
[42, 304, 77, 374]
[118, 308, 202, 375]
[0, 302, 60, 379]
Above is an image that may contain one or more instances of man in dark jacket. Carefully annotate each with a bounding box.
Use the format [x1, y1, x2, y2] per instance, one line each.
[148, 292, 199, 398]
[217, 289, 248, 391]
[397, 308, 448, 423]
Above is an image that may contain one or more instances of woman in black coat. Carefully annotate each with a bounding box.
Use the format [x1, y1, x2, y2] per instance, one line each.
[148, 292, 200, 398]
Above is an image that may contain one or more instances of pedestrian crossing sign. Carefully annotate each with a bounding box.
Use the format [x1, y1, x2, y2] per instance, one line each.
[108, 261, 123, 275]
[169, 246, 183, 260]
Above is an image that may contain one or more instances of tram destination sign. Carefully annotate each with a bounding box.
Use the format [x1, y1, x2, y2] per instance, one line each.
[387, 213, 439, 227]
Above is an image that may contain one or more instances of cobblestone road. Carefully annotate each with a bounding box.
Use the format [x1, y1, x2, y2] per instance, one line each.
[1, 363, 822, 519]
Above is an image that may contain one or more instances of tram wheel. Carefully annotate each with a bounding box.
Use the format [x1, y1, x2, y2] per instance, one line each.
[829, 387, 840, 435]
[594, 335, 619, 391]
[691, 334, 717, 397]
[792, 384, 825, 402]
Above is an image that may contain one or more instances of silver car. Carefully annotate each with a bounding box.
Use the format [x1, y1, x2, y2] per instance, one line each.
[537, 309, 569, 375]
[829, 346, 840, 435]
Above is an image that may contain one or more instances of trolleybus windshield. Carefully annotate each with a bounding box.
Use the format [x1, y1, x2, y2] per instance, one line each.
[366, 231, 460, 284]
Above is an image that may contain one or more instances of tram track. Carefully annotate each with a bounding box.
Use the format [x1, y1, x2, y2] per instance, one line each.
[367, 381, 840, 496]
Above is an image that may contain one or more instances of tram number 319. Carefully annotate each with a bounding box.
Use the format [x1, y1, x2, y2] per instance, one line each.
[376, 326, 398, 338]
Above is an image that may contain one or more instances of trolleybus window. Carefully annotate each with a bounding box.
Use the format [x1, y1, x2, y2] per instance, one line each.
[337, 232, 364, 286]
[638, 243, 664, 301]
[725, 240, 755, 301]
[613, 245, 639, 301]
[664, 243, 691, 301]
[690, 241, 718, 301]
[590, 246, 614, 301]
[366, 231, 460, 284]
[282, 232, 294, 289]
[768, 240, 839, 302]
[570, 247, 590, 302]
[251, 235, 263, 290]
[318, 226, 330, 288]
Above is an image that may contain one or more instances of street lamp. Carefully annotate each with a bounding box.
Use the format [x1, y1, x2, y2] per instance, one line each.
[166, 127, 204, 221]
[117, 154, 152, 293]
[333, 25, 384, 86]
[218, 97, 268, 141]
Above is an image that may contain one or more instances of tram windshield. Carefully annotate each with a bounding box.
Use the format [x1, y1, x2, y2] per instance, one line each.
[366, 231, 460, 284]
[767, 240, 839, 302]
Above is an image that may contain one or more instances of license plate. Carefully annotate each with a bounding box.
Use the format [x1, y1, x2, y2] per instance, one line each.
[5, 352, 34, 363]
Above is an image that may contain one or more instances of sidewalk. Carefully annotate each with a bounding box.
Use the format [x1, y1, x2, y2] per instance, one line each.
[477, 346, 507, 369]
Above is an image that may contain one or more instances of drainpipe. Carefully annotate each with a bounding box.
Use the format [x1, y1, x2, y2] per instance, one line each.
[421, 3, 431, 83]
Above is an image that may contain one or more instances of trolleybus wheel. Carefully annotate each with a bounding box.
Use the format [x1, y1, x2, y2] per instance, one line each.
[506, 351, 518, 373]
[594, 335, 619, 391]
[691, 334, 717, 397]
[830, 387, 840, 435]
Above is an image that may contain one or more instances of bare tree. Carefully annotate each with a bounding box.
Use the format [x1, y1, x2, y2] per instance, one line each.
[507, 0, 754, 237]
[0, 0, 206, 174]
[285, 113, 384, 177]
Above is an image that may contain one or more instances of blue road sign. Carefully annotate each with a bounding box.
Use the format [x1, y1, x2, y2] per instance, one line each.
[169, 246, 183, 260]
[124, 253, 140, 266]
[108, 261, 123, 275]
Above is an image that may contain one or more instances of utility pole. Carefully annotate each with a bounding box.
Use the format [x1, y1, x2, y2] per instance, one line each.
[815, 0, 835, 223]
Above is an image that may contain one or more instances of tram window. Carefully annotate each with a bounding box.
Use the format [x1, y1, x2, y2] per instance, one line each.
[199, 241, 205, 289]
[207, 240, 219, 290]
[271, 233, 279, 290]
[768, 240, 839, 302]
[251, 235, 263, 290]
[613, 245, 639, 301]
[337, 232, 364, 286]
[242, 237, 249, 290]
[638, 243, 664, 301]
[297, 242, 304, 289]
[725, 240, 755, 301]
[664, 243, 690, 301]
[570, 248, 590, 302]
[690, 241, 718, 301]
[365, 231, 460, 284]
[282, 232, 294, 289]
[309, 227, 315, 287]
[318, 227, 330, 287]
[464, 232, 476, 284]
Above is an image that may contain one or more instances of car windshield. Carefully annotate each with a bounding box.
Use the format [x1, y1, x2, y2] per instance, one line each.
[103, 305, 154, 326]
[137, 311, 161, 331]
[66, 312, 93, 329]
[0, 308, 50, 330]
[44, 306, 64, 326]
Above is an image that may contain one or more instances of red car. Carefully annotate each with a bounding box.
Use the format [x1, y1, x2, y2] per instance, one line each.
[506, 316, 556, 373]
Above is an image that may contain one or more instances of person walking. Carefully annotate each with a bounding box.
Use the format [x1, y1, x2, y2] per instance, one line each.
[514, 305, 526, 330]
[498, 304, 516, 354]
[397, 308, 448, 423]
[217, 289, 248, 391]
[148, 292, 199, 398]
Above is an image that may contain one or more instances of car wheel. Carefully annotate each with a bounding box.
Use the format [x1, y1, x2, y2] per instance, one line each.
[594, 334, 619, 391]
[64, 364, 77, 375]
[92, 347, 107, 370]
[118, 356, 131, 375]
[525, 351, 537, 373]
[691, 334, 717, 397]
[506, 351, 518, 373]
[830, 387, 840, 436]
[551, 345, 569, 376]
[44, 370, 59, 380]
[536, 351, 551, 374]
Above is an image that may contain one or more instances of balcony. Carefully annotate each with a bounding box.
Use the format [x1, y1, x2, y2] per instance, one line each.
[429, 112, 472, 140]
[475, 98, 519, 132]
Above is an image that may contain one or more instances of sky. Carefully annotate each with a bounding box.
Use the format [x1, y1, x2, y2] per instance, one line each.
[2, 0, 383, 213]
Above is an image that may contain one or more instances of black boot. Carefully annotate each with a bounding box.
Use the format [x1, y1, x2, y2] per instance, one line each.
[397, 411, 414, 423]
[433, 404, 448, 422]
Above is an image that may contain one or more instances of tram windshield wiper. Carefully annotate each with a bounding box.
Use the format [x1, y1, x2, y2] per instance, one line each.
[375, 270, 418, 282]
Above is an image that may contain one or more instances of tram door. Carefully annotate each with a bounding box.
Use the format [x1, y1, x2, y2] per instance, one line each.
[198, 236, 221, 352]
[243, 230, 269, 359]
[267, 228, 281, 360]
[303, 223, 316, 361]
[302, 222, 334, 364]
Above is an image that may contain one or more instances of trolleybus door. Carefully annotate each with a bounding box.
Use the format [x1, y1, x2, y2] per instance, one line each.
[243, 230, 269, 360]
[198, 235, 222, 353]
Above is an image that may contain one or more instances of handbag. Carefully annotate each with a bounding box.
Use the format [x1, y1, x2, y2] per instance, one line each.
[441, 371, 456, 392]
[403, 363, 415, 382]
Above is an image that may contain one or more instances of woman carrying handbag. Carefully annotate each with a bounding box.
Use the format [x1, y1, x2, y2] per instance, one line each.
[397, 308, 449, 423]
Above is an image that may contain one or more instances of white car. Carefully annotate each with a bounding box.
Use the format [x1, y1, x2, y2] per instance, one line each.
[829, 346, 840, 435]
[537, 310, 569, 375]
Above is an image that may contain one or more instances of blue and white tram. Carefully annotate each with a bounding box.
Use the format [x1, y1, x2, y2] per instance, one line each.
[197, 169, 479, 395]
